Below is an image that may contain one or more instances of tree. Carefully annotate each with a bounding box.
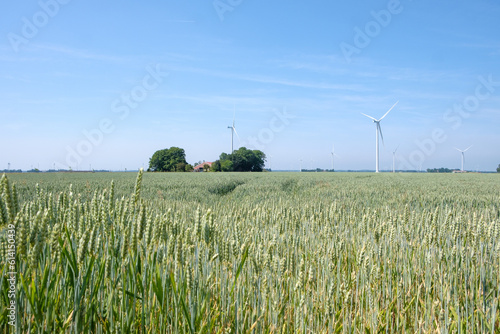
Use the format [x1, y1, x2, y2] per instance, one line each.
[497, 164, 500, 173]
[221, 160, 233, 172]
[211, 160, 221, 172]
[149, 147, 188, 172]
[231, 147, 266, 172]
[219, 153, 230, 161]
[213, 147, 266, 172]
[175, 162, 187, 172]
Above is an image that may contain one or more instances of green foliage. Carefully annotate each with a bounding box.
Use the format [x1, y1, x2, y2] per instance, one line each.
[220, 160, 233, 172]
[214, 147, 266, 172]
[497, 164, 500, 173]
[175, 162, 187, 172]
[149, 147, 188, 172]
[211, 160, 221, 172]
[231, 147, 266, 172]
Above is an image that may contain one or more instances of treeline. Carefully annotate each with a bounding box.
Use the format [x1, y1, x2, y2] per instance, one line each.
[427, 168, 453, 173]
[148, 147, 266, 172]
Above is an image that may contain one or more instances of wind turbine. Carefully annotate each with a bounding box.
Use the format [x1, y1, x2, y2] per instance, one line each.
[392, 145, 399, 173]
[330, 145, 339, 171]
[361, 101, 399, 173]
[227, 107, 240, 154]
[455, 146, 472, 172]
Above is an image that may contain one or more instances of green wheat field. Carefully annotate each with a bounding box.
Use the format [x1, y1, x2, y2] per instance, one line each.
[1, 171, 499, 333]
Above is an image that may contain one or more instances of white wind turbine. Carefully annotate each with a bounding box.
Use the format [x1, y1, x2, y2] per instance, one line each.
[361, 101, 399, 173]
[330, 145, 339, 171]
[455, 146, 472, 172]
[392, 145, 399, 173]
[227, 108, 240, 154]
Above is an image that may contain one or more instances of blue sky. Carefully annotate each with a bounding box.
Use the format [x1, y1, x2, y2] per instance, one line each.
[1, 0, 499, 171]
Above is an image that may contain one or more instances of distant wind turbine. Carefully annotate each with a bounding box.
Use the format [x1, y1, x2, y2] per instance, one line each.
[392, 145, 399, 173]
[331, 145, 339, 171]
[455, 146, 472, 172]
[227, 107, 240, 154]
[361, 101, 399, 173]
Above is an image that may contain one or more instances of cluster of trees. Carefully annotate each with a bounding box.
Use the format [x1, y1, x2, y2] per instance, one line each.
[211, 147, 266, 172]
[148, 147, 194, 172]
[497, 164, 500, 173]
[148, 147, 266, 173]
[427, 168, 453, 173]
[301, 169, 335, 172]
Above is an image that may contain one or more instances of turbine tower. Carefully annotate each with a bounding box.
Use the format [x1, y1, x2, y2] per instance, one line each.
[362, 101, 399, 173]
[455, 146, 472, 172]
[227, 108, 239, 154]
[392, 145, 399, 173]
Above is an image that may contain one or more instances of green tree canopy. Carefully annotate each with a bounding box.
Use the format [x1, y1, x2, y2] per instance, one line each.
[221, 160, 234, 172]
[213, 147, 266, 172]
[211, 160, 221, 172]
[149, 147, 188, 172]
[497, 164, 500, 173]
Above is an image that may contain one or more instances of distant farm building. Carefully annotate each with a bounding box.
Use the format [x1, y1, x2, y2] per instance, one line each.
[194, 162, 213, 172]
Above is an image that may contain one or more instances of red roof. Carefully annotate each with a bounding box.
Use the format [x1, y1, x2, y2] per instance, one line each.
[194, 162, 213, 170]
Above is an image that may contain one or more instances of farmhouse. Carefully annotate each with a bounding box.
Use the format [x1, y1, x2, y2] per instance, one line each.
[194, 162, 213, 172]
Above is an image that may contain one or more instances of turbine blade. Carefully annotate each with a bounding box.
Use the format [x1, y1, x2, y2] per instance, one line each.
[378, 123, 385, 146]
[233, 126, 241, 143]
[361, 113, 377, 121]
[454, 147, 463, 152]
[394, 144, 400, 154]
[464, 145, 473, 152]
[232, 104, 236, 128]
[379, 101, 399, 121]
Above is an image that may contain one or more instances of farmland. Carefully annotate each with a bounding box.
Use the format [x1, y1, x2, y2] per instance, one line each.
[1, 171, 499, 333]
